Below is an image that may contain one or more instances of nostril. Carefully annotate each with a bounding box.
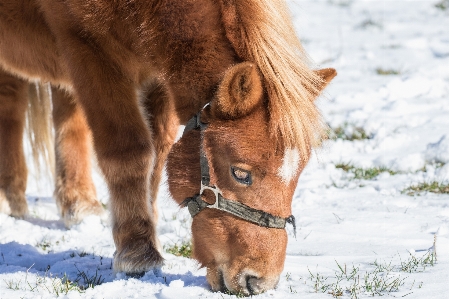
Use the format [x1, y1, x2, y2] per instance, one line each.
[242, 273, 280, 296]
[246, 275, 262, 295]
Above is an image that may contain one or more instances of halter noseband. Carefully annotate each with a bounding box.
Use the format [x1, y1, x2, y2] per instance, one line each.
[181, 108, 296, 236]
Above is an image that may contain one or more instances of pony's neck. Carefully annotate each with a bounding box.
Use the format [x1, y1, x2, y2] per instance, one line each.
[153, 0, 239, 123]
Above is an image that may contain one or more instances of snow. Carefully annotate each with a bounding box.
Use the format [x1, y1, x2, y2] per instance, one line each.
[426, 135, 449, 164]
[1, 0, 449, 298]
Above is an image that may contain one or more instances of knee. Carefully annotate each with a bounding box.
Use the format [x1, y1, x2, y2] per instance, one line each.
[97, 138, 154, 181]
[0, 74, 28, 116]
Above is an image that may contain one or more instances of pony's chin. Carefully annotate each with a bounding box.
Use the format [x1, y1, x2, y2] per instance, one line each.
[207, 266, 279, 296]
[206, 267, 226, 293]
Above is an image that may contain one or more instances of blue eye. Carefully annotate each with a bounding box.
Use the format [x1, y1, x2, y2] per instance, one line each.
[231, 166, 252, 185]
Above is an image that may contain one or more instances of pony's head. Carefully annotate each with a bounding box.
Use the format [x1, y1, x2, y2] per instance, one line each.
[167, 62, 335, 295]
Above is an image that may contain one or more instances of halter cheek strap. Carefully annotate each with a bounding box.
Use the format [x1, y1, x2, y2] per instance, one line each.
[181, 110, 297, 237]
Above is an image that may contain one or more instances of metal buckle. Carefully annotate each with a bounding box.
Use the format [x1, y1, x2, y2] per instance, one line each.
[200, 183, 222, 210]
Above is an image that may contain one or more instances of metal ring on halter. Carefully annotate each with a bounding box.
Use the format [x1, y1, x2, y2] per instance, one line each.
[200, 184, 222, 210]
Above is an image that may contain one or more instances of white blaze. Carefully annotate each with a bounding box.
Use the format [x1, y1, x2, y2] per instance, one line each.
[278, 148, 301, 184]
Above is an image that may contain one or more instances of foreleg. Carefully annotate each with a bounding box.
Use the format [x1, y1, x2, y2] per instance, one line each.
[143, 84, 179, 224]
[61, 46, 163, 273]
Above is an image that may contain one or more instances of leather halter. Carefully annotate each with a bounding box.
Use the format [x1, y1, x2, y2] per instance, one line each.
[181, 108, 296, 236]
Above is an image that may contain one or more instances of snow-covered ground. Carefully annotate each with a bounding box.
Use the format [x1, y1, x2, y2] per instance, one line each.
[1, 0, 449, 298]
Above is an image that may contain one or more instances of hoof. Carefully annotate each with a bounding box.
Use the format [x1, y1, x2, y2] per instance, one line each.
[126, 271, 145, 279]
[57, 194, 106, 228]
[114, 238, 164, 274]
[114, 246, 164, 274]
[0, 189, 28, 218]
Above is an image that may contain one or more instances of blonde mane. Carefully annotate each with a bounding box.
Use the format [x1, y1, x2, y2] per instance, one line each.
[219, 0, 326, 161]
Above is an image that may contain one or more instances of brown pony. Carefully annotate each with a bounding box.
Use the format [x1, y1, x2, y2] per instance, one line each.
[0, 0, 335, 295]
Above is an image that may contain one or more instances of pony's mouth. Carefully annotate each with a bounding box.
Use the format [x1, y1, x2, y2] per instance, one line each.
[245, 274, 257, 295]
[217, 268, 228, 293]
[214, 268, 234, 295]
[214, 268, 267, 296]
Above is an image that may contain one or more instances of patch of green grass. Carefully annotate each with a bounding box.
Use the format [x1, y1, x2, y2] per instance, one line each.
[329, 124, 371, 141]
[402, 181, 449, 195]
[336, 163, 398, 180]
[78, 251, 90, 257]
[399, 250, 437, 273]
[223, 289, 246, 298]
[376, 68, 400, 75]
[420, 162, 445, 173]
[4, 271, 83, 295]
[382, 44, 402, 49]
[36, 238, 52, 252]
[75, 269, 105, 290]
[51, 273, 84, 295]
[329, 0, 353, 7]
[4, 278, 21, 290]
[285, 272, 298, 294]
[308, 248, 436, 298]
[165, 241, 192, 258]
[435, 0, 449, 10]
[3, 268, 105, 295]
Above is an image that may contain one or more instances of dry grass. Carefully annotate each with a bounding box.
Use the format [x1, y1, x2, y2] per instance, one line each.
[376, 68, 400, 75]
[335, 163, 397, 180]
[403, 181, 449, 195]
[308, 246, 437, 298]
[4, 268, 104, 296]
[329, 124, 371, 141]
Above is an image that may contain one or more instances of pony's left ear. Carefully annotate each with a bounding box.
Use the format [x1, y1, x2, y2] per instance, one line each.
[213, 62, 263, 119]
[313, 68, 337, 97]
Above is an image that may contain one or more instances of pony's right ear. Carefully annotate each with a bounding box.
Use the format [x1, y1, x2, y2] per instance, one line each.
[312, 68, 337, 98]
[212, 62, 263, 119]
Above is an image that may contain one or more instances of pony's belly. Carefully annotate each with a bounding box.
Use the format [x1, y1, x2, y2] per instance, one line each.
[0, 0, 68, 84]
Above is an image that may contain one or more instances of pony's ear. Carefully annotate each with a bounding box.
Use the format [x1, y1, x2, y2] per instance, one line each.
[213, 62, 263, 119]
[313, 68, 337, 98]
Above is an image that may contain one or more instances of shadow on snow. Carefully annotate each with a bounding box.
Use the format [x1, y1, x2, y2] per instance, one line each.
[0, 242, 207, 290]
